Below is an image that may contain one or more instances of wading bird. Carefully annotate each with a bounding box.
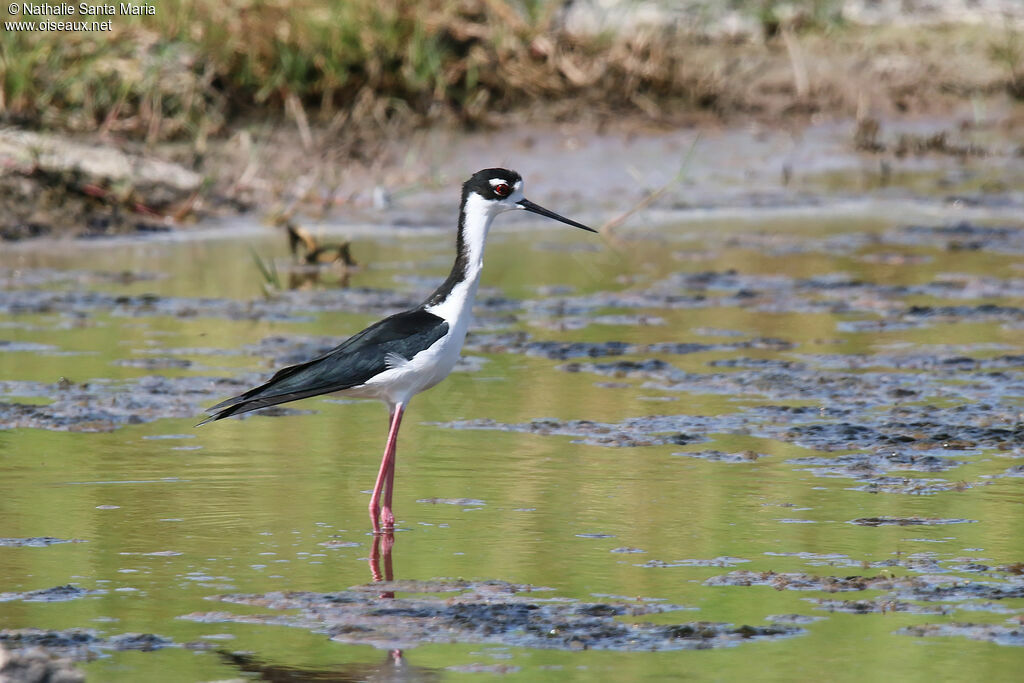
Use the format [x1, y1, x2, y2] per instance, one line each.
[200, 169, 596, 532]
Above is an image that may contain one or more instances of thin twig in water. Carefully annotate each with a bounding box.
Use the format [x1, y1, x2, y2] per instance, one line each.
[600, 134, 700, 234]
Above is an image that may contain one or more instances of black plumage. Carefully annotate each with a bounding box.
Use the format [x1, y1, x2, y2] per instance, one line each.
[198, 308, 448, 425]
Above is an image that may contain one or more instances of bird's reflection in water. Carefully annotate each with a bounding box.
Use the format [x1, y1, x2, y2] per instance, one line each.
[284, 222, 358, 291]
[218, 533, 436, 682]
[218, 648, 438, 682]
[286, 264, 354, 291]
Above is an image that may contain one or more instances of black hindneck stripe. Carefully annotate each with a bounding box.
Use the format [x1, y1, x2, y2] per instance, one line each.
[424, 193, 471, 307]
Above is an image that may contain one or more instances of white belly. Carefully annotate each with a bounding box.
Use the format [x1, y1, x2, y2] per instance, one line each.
[354, 323, 468, 406]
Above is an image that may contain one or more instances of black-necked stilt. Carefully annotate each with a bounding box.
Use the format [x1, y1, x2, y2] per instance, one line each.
[200, 168, 596, 531]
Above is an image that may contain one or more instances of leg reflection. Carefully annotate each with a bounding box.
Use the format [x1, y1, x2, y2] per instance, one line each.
[369, 530, 402, 664]
[369, 531, 395, 598]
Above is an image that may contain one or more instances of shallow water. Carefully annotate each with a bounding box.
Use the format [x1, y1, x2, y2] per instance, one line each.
[1, 207, 1024, 681]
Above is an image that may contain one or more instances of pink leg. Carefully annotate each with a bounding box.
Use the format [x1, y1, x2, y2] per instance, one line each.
[383, 438, 397, 520]
[368, 403, 405, 533]
[380, 407, 405, 529]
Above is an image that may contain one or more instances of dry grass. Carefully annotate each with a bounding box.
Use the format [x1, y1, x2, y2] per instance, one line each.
[1, 0, 726, 142]
[1, 1, 1019, 152]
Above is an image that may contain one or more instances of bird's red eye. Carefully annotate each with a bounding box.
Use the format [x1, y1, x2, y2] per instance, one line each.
[493, 183, 510, 197]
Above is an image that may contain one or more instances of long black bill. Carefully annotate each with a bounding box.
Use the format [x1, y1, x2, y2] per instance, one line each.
[517, 198, 597, 233]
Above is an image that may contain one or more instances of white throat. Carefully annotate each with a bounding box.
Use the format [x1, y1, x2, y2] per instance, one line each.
[459, 192, 499, 278]
[423, 192, 502, 323]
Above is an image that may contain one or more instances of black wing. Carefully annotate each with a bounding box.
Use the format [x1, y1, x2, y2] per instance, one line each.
[198, 307, 448, 425]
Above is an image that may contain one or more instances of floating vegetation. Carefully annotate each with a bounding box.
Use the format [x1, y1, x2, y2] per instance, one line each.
[0, 628, 177, 658]
[849, 517, 977, 527]
[898, 622, 1024, 647]
[0, 537, 86, 548]
[0, 585, 102, 603]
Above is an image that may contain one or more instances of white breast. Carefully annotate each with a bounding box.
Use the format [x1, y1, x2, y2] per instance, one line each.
[355, 324, 466, 406]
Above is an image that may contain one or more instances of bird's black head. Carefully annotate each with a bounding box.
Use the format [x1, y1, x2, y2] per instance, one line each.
[462, 168, 523, 202]
[461, 168, 596, 233]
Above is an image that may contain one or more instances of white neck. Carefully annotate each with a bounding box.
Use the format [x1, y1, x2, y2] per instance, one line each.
[458, 192, 495, 279]
[423, 193, 499, 322]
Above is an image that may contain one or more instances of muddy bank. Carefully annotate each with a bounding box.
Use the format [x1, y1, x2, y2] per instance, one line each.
[0, 130, 209, 241]
[2, 25, 1024, 244]
[183, 579, 798, 652]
